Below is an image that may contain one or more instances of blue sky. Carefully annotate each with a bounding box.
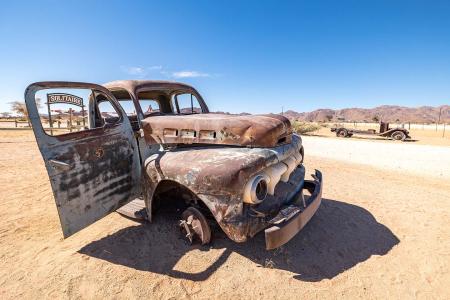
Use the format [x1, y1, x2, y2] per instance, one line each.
[1, 0, 449, 114]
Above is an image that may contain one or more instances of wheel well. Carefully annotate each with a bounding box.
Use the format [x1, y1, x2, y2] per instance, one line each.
[150, 180, 213, 220]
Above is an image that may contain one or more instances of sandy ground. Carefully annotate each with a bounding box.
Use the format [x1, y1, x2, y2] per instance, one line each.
[1, 130, 449, 299]
[302, 136, 450, 180]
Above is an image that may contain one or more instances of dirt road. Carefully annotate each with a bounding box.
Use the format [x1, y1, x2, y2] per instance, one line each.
[302, 136, 450, 180]
[0, 131, 449, 299]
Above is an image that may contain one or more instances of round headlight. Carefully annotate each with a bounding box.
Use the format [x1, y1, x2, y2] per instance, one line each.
[243, 175, 269, 204]
[255, 179, 268, 202]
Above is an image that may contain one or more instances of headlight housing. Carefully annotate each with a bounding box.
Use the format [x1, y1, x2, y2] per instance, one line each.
[242, 142, 304, 205]
[243, 174, 269, 204]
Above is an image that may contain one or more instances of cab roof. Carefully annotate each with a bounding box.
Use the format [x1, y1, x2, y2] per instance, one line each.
[103, 80, 196, 94]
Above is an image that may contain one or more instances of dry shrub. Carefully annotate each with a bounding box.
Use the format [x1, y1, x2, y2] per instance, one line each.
[291, 121, 322, 135]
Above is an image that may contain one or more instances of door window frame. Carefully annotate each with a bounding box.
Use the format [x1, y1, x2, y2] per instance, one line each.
[26, 82, 127, 140]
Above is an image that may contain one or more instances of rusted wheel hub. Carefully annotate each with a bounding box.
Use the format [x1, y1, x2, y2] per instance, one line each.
[179, 207, 211, 245]
[337, 130, 347, 137]
[392, 131, 406, 141]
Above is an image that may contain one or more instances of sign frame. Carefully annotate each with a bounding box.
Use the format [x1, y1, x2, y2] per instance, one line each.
[46, 93, 86, 135]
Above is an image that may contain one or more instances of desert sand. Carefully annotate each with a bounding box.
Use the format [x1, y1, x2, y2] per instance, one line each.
[0, 130, 449, 299]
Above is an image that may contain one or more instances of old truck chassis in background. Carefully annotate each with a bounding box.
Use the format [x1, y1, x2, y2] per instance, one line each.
[331, 122, 411, 141]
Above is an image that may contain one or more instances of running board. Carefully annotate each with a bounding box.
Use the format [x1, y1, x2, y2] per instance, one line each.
[116, 198, 148, 221]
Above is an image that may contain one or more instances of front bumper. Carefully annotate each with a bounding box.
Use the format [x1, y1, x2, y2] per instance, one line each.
[264, 170, 323, 250]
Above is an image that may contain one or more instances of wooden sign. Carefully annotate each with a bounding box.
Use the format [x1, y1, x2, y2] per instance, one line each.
[46, 93, 86, 135]
[47, 93, 83, 107]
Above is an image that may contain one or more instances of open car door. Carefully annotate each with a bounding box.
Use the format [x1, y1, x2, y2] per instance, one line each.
[25, 82, 141, 237]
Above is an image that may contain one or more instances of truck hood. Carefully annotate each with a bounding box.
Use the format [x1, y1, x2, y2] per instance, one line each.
[141, 113, 292, 147]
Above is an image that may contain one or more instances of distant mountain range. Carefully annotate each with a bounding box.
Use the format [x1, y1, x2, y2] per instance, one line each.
[282, 105, 450, 123]
[35, 105, 450, 123]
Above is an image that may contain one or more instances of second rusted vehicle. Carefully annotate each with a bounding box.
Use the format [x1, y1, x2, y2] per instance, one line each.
[25, 80, 323, 250]
[331, 122, 411, 141]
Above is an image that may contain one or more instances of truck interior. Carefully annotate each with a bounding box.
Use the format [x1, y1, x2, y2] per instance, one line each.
[97, 89, 204, 132]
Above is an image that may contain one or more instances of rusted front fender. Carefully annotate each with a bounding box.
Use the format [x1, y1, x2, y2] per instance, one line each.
[142, 134, 304, 243]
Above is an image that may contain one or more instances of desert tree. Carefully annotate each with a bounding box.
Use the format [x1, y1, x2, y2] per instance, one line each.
[9, 98, 41, 127]
[0, 112, 11, 118]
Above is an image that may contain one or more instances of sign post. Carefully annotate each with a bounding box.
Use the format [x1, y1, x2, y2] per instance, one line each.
[81, 105, 86, 128]
[46, 93, 84, 134]
[69, 108, 73, 132]
[46, 100, 53, 135]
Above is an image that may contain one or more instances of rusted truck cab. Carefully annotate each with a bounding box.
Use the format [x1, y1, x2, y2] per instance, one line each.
[25, 80, 322, 249]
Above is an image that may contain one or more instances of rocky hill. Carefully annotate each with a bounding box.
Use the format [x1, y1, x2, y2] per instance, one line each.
[283, 105, 450, 123]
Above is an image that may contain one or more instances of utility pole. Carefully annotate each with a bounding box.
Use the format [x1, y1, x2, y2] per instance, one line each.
[437, 107, 443, 132]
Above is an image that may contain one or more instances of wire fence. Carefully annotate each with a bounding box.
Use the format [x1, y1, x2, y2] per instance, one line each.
[0, 118, 85, 132]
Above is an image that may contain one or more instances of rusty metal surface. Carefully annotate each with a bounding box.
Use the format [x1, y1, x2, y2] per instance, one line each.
[26, 80, 320, 249]
[332, 126, 411, 139]
[141, 113, 292, 148]
[116, 198, 147, 220]
[103, 80, 204, 97]
[142, 134, 306, 243]
[103, 80, 210, 119]
[103, 80, 293, 148]
[25, 82, 141, 238]
[265, 170, 323, 250]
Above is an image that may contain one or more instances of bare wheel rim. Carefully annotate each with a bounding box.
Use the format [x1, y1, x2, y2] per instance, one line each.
[338, 130, 347, 137]
[179, 207, 211, 245]
[392, 131, 405, 140]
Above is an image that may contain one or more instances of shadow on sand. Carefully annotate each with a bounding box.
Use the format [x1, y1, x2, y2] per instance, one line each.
[79, 198, 399, 282]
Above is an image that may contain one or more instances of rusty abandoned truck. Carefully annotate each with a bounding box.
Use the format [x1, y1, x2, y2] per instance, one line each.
[25, 80, 323, 250]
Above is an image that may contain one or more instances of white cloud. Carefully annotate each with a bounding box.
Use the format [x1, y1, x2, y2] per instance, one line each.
[120, 65, 164, 77]
[121, 66, 214, 79]
[121, 66, 147, 76]
[172, 71, 211, 78]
